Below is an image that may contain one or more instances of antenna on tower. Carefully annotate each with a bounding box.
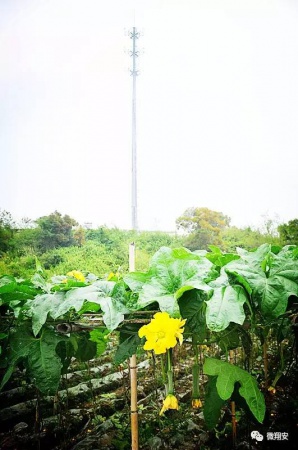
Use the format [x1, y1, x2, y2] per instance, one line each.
[129, 26, 140, 231]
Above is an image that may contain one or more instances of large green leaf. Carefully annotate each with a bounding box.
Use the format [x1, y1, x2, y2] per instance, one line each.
[28, 286, 101, 336]
[29, 280, 128, 334]
[0, 275, 17, 294]
[217, 325, 240, 352]
[31, 273, 52, 293]
[123, 272, 151, 293]
[26, 329, 64, 394]
[53, 282, 115, 318]
[125, 247, 213, 316]
[0, 365, 15, 390]
[0, 328, 29, 389]
[225, 245, 298, 319]
[203, 358, 265, 423]
[203, 376, 226, 429]
[89, 328, 109, 357]
[0, 276, 39, 307]
[277, 245, 298, 259]
[206, 286, 247, 332]
[29, 292, 65, 336]
[0, 290, 37, 304]
[77, 301, 101, 314]
[63, 282, 129, 331]
[56, 339, 75, 374]
[72, 333, 97, 361]
[114, 323, 142, 365]
[206, 246, 240, 269]
[1, 324, 63, 394]
[114, 334, 141, 365]
[178, 289, 208, 340]
[96, 296, 129, 331]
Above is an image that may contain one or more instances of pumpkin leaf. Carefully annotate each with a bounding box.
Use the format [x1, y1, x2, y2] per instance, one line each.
[203, 358, 265, 423]
[125, 247, 213, 316]
[206, 286, 247, 332]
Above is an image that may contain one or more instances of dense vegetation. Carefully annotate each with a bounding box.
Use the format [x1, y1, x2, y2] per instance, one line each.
[0, 243, 297, 449]
[0, 207, 292, 280]
[1, 207, 298, 448]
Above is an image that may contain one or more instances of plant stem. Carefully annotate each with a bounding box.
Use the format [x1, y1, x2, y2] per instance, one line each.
[166, 349, 174, 394]
[192, 335, 199, 365]
[229, 346, 237, 447]
[263, 337, 269, 389]
[160, 354, 168, 395]
[231, 400, 237, 448]
[192, 364, 200, 399]
[192, 336, 200, 399]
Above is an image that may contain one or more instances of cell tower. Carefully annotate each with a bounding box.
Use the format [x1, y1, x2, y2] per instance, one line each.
[129, 27, 140, 231]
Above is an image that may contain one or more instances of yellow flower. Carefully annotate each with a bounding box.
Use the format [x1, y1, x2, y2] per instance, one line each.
[66, 270, 85, 282]
[138, 312, 186, 355]
[268, 386, 276, 394]
[200, 345, 209, 352]
[192, 398, 202, 408]
[107, 272, 120, 281]
[159, 394, 179, 415]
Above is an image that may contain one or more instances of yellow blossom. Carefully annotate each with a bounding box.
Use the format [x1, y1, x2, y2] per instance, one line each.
[200, 345, 209, 352]
[138, 312, 186, 355]
[159, 394, 179, 415]
[66, 270, 85, 282]
[107, 272, 120, 281]
[268, 386, 276, 394]
[192, 398, 202, 408]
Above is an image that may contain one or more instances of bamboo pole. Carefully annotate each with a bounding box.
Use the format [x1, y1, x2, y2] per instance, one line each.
[129, 242, 139, 450]
[130, 354, 138, 450]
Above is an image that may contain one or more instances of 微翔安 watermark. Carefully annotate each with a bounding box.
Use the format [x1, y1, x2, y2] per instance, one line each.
[251, 431, 289, 442]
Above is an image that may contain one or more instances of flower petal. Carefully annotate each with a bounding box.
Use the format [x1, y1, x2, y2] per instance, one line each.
[139, 312, 186, 354]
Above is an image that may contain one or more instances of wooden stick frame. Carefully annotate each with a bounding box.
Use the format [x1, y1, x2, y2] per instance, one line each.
[129, 242, 139, 450]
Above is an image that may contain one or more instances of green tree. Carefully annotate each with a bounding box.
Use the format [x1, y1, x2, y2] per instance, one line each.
[135, 231, 182, 254]
[176, 207, 230, 251]
[0, 210, 15, 253]
[222, 226, 281, 252]
[73, 226, 86, 247]
[10, 227, 41, 255]
[36, 211, 78, 252]
[278, 219, 298, 245]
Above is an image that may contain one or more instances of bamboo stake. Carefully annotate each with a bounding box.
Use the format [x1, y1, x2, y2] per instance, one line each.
[129, 242, 136, 273]
[130, 354, 138, 450]
[129, 242, 139, 450]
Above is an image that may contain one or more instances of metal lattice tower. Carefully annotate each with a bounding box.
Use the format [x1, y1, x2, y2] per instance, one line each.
[129, 27, 140, 231]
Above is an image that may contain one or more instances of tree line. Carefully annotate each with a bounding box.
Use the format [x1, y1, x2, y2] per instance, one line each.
[0, 207, 297, 279]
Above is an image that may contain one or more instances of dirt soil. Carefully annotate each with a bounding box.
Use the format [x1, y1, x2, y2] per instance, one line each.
[0, 345, 297, 450]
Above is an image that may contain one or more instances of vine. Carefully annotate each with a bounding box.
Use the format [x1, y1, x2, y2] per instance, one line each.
[0, 243, 297, 435]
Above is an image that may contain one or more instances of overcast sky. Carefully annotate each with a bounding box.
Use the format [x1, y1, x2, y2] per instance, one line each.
[1, 0, 297, 231]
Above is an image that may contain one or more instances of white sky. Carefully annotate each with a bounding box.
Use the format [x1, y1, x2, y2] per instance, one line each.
[0, 0, 298, 231]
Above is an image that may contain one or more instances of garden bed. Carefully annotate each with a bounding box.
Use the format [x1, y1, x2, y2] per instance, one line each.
[0, 342, 297, 449]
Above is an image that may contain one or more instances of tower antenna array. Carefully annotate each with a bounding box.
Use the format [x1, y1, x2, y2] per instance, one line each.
[129, 27, 140, 231]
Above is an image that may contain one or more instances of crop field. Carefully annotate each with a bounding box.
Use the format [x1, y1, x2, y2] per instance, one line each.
[0, 244, 298, 449]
